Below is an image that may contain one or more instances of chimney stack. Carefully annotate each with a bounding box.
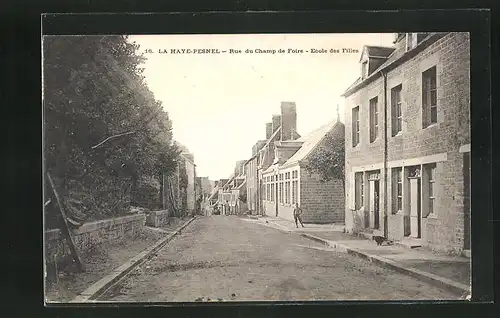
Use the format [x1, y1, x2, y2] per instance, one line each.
[265, 122, 273, 139]
[272, 115, 281, 133]
[280, 102, 297, 141]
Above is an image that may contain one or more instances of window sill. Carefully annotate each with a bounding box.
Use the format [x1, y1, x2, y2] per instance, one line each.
[425, 213, 438, 219]
[423, 123, 438, 130]
[391, 131, 403, 138]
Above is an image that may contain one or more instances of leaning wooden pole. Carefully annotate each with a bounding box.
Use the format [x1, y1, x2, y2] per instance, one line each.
[47, 172, 85, 272]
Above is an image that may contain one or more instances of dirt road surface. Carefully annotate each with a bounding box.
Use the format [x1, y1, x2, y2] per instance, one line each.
[101, 216, 458, 302]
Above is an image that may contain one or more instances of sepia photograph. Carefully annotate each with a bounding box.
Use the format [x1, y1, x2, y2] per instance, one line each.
[42, 31, 472, 303]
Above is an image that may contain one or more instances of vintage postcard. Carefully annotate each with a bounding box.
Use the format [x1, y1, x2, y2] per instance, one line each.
[42, 32, 471, 303]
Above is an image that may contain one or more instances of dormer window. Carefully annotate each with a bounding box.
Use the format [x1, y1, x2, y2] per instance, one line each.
[407, 32, 431, 51]
[406, 33, 416, 51]
[394, 33, 406, 44]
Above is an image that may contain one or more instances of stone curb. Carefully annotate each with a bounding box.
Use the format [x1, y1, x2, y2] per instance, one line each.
[298, 233, 469, 296]
[69, 216, 198, 303]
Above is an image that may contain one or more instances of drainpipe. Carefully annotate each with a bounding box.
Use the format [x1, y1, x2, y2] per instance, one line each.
[382, 70, 389, 238]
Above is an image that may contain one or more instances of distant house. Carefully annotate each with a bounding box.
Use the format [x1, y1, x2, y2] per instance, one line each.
[220, 160, 247, 215]
[244, 140, 266, 215]
[262, 119, 345, 223]
[254, 102, 301, 216]
[163, 142, 197, 216]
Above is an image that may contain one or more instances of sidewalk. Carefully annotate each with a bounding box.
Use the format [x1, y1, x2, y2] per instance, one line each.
[248, 215, 471, 296]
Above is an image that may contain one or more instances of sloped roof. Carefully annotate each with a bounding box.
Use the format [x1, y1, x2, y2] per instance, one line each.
[237, 179, 247, 190]
[244, 153, 258, 165]
[344, 33, 439, 97]
[263, 163, 279, 175]
[208, 187, 219, 200]
[261, 126, 282, 151]
[222, 174, 235, 188]
[363, 45, 395, 60]
[281, 119, 343, 169]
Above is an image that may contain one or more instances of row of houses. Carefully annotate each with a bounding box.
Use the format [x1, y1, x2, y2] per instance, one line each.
[210, 32, 470, 254]
[162, 142, 215, 217]
[212, 101, 346, 223]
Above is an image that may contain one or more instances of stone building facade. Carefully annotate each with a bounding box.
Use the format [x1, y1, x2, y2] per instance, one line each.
[342, 32, 470, 253]
[182, 153, 197, 214]
[262, 120, 345, 223]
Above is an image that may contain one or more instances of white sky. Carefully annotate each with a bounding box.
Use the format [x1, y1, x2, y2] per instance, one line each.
[128, 33, 395, 180]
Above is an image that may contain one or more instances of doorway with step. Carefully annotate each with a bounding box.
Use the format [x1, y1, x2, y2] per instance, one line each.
[406, 166, 422, 239]
[367, 170, 381, 230]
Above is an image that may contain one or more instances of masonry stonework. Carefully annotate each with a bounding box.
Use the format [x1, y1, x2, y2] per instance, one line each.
[344, 33, 470, 254]
[300, 169, 344, 224]
[44, 214, 146, 265]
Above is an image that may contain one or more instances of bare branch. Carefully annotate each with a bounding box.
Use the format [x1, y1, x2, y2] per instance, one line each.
[90, 130, 136, 149]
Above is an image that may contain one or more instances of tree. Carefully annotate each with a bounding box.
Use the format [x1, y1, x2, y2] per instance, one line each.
[43, 35, 180, 225]
[302, 130, 345, 194]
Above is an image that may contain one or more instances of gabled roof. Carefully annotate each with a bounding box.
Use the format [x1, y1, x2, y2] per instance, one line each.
[344, 33, 440, 97]
[222, 174, 235, 188]
[281, 119, 343, 169]
[360, 45, 395, 61]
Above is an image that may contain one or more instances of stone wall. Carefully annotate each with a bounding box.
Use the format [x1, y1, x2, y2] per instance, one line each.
[44, 214, 146, 265]
[145, 210, 171, 227]
[344, 32, 470, 253]
[300, 169, 345, 224]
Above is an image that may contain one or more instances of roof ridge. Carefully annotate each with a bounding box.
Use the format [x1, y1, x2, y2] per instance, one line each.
[281, 120, 341, 168]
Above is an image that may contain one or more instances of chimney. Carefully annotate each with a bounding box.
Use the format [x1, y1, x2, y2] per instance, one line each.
[265, 122, 273, 139]
[280, 102, 297, 141]
[272, 115, 281, 133]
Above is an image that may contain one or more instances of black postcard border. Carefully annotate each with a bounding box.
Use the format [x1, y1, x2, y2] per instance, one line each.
[5, 8, 496, 318]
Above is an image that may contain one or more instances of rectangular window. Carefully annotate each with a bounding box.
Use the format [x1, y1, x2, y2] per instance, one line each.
[369, 96, 379, 142]
[392, 168, 403, 213]
[391, 85, 403, 136]
[426, 163, 436, 215]
[279, 181, 283, 203]
[354, 172, 364, 209]
[286, 181, 290, 204]
[352, 106, 360, 147]
[422, 66, 437, 127]
[272, 183, 275, 202]
[362, 61, 368, 79]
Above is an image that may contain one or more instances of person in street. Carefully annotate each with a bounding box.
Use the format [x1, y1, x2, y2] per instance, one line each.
[225, 201, 230, 216]
[293, 203, 305, 228]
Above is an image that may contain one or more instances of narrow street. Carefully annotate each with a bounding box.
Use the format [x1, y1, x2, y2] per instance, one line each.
[101, 216, 457, 302]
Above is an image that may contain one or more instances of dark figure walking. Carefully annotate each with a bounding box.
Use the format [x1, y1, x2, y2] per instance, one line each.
[293, 203, 305, 228]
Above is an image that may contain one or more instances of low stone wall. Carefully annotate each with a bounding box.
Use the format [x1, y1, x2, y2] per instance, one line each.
[145, 210, 171, 227]
[44, 214, 146, 265]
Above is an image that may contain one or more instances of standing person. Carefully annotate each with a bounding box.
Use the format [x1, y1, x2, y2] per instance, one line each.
[293, 203, 305, 228]
[225, 201, 230, 216]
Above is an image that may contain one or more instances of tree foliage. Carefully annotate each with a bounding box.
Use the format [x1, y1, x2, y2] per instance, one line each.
[43, 35, 180, 226]
[302, 130, 345, 192]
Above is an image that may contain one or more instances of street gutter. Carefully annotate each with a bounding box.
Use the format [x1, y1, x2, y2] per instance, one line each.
[69, 216, 198, 303]
[298, 232, 470, 296]
[258, 220, 469, 297]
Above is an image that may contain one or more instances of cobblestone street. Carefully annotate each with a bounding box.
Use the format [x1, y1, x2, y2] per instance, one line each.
[101, 216, 458, 302]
